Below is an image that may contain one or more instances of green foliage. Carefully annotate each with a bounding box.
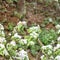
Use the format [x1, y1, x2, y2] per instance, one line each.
[6, 0, 19, 3]
[8, 23, 14, 31]
[17, 24, 25, 33]
[54, 49, 60, 56]
[53, 19, 60, 25]
[0, 48, 4, 56]
[43, 17, 53, 25]
[6, 44, 17, 56]
[31, 45, 40, 56]
[39, 29, 58, 45]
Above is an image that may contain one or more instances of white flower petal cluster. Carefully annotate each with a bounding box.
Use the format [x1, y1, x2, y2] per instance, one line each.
[48, 18, 53, 22]
[55, 55, 60, 60]
[17, 50, 29, 60]
[29, 25, 40, 32]
[40, 55, 44, 60]
[55, 24, 60, 29]
[13, 33, 22, 39]
[0, 37, 6, 43]
[17, 21, 27, 26]
[54, 0, 58, 2]
[30, 32, 39, 38]
[0, 44, 5, 48]
[10, 40, 16, 46]
[28, 41, 35, 45]
[13, 21, 27, 34]
[41, 45, 53, 56]
[41, 45, 52, 50]
[56, 24, 60, 35]
[54, 44, 60, 51]
[0, 24, 6, 43]
[50, 56, 54, 59]
[47, 50, 52, 55]
[3, 49, 9, 56]
[0, 28, 5, 37]
[20, 39, 27, 44]
[57, 37, 60, 42]
[57, 30, 60, 34]
[0, 24, 4, 30]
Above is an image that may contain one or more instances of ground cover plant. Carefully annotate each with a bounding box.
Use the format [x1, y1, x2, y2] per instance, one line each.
[0, 0, 60, 60]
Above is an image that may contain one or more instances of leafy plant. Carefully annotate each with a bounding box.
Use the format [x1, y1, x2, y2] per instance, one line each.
[8, 23, 14, 31]
[39, 29, 58, 45]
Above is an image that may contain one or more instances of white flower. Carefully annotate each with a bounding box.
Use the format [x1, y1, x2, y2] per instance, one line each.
[21, 39, 27, 44]
[30, 32, 39, 38]
[55, 55, 60, 60]
[49, 18, 53, 22]
[56, 44, 60, 48]
[1, 31, 5, 35]
[54, 44, 60, 51]
[57, 30, 60, 34]
[0, 31, 5, 37]
[54, 0, 58, 2]
[0, 44, 5, 48]
[0, 37, 6, 43]
[48, 50, 52, 55]
[40, 55, 44, 59]
[17, 50, 29, 60]
[55, 24, 60, 29]
[29, 25, 40, 32]
[17, 21, 27, 26]
[0, 24, 4, 30]
[22, 21, 27, 26]
[41, 46, 47, 50]
[29, 41, 35, 45]
[41, 45, 52, 50]
[3, 49, 9, 56]
[14, 33, 22, 39]
[50, 56, 54, 59]
[8, 33, 11, 36]
[46, 45, 52, 49]
[57, 37, 60, 42]
[10, 40, 16, 46]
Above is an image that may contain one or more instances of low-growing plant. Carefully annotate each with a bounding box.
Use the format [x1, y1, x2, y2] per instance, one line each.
[8, 23, 14, 31]
[39, 29, 58, 45]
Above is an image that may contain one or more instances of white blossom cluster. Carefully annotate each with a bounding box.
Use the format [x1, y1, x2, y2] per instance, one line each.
[8, 21, 29, 60]
[55, 24, 60, 34]
[0, 24, 6, 43]
[41, 43, 60, 60]
[15, 50, 29, 60]
[28, 25, 40, 33]
[55, 55, 60, 60]
[28, 25, 41, 40]
[54, 44, 60, 51]
[13, 21, 27, 34]
[0, 24, 8, 56]
[41, 27, 60, 60]
[0, 20, 60, 60]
